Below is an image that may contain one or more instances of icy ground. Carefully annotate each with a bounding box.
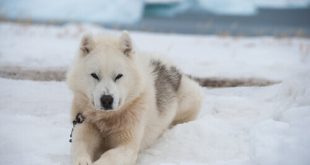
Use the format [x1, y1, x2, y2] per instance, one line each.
[0, 23, 310, 165]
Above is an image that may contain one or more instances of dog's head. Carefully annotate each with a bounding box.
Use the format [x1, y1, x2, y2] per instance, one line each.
[67, 32, 143, 112]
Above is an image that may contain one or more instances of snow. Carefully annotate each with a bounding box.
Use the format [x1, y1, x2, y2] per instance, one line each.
[0, 22, 310, 165]
[1, 23, 310, 80]
[138, 73, 310, 165]
[0, 0, 143, 24]
[0, 79, 71, 165]
[1, 0, 310, 24]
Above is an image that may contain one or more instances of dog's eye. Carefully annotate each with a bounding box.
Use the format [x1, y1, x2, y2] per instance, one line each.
[114, 74, 123, 82]
[90, 73, 100, 80]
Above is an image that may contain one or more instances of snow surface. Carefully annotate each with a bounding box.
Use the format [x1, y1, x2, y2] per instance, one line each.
[0, 22, 310, 165]
[1, 23, 310, 81]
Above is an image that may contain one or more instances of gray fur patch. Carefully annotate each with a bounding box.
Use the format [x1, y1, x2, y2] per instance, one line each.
[151, 60, 182, 112]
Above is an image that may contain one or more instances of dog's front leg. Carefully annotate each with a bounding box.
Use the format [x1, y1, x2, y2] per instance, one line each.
[93, 144, 139, 165]
[71, 123, 101, 165]
[93, 129, 142, 165]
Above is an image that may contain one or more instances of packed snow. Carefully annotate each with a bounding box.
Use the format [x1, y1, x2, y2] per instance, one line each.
[0, 22, 310, 165]
[0, 79, 71, 165]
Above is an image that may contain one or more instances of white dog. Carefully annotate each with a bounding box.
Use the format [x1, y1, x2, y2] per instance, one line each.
[66, 31, 203, 165]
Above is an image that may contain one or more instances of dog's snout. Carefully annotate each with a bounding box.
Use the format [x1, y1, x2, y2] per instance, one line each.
[100, 95, 114, 110]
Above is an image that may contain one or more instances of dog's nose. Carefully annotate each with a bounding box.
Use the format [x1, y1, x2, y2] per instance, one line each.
[100, 95, 114, 110]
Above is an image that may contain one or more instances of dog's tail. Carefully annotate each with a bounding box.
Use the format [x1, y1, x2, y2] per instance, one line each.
[188, 75, 279, 88]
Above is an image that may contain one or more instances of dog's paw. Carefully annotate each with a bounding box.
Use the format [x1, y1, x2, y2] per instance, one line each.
[73, 156, 92, 165]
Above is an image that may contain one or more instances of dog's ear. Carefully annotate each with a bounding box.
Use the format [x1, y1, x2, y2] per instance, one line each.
[80, 33, 95, 56]
[119, 31, 133, 57]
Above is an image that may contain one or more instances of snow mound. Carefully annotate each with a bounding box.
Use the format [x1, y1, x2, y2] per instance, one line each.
[0, 0, 143, 24]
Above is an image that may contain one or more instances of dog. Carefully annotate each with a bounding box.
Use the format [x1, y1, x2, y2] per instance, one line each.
[66, 31, 203, 165]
